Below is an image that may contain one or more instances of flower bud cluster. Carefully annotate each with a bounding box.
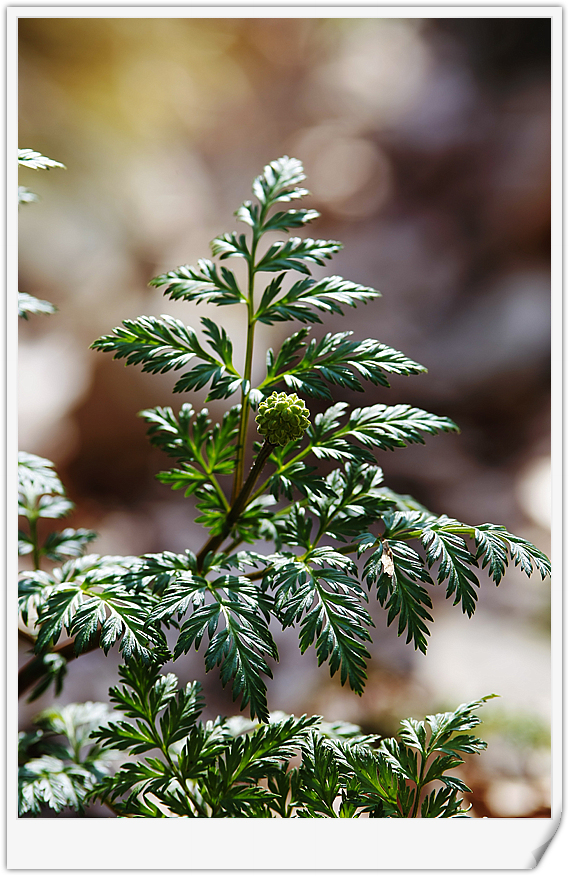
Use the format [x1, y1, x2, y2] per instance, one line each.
[255, 392, 310, 445]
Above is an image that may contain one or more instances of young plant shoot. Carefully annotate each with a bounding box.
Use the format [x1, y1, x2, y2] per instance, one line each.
[19, 156, 550, 817]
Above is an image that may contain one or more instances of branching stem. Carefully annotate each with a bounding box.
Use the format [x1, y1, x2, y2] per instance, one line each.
[197, 439, 275, 570]
[18, 633, 101, 699]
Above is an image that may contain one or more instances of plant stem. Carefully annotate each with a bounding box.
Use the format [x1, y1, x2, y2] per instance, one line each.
[18, 633, 101, 699]
[18, 628, 36, 647]
[103, 799, 124, 817]
[196, 439, 275, 570]
[138, 697, 210, 817]
[232, 232, 259, 503]
[163, 748, 209, 817]
[248, 444, 312, 504]
[411, 752, 427, 818]
[210, 473, 230, 511]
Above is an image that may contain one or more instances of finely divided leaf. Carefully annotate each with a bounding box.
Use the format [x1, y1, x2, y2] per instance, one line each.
[252, 156, 309, 208]
[308, 402, 458, 463]
[211, 231, 250, 262]
[40, 528, 98, 562]
[149, 259, 243, 306]
[91, 315, 241, 399]
[474, 524, 551, 583]
[272, 560, 372, 694]
[264, 330, 427, 398]
[364, 540, 433, 653]
[256, 275, 379, 325]
[420, 528, 480, 616]
[18, 452, 64, 496]
[18, 291, 57, 319]
[255, 237, 341, 275]
[18, 148, 65, 170]
[261, 208, 320, 233]
[172, 576, 278, 722]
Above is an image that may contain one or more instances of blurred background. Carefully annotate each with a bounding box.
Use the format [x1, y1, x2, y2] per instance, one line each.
[18, 16, 551, 817]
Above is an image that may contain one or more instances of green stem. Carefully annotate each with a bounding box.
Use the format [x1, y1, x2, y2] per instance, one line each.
[232, 234, 259, 504]
[210, 473, 230, 512]
[163, 748, 209, 818]
[397, 525, 476, 541]
[248, 444, 312, 504]
[196, 439, 275, 571]
[137, 697, 209, 817]
[411, 751, 427, 818]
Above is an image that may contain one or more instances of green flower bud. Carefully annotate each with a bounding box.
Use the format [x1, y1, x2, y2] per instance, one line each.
[256, 392, 310, 446]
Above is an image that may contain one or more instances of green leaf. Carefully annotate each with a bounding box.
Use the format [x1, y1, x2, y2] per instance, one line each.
[40, 528, 98, 562]
[383, 696, 496, 817]
[149, 259, 243, 307]
[19, 755, 92, 815]
[18, 701, 112, 816]
[255, 237, 341, 275]
[91, 314, 211, 375]
[35, 494, 75, 519]
[93, 665, 205, 756]
[211, 231, 250, 262]
[295, 732, 342, 817]
[300, 463, 389, 543]
[310, 403, 459, 462]
[251, 156, 310, 209]
[201, 317, 235, 367]
[69, 585, 165, 661]
[18, 451, 64, 496]
[35, 702, 112, 752]
[421, 785, 467, 818]
[84, 666, 492, 818]
[18, 291, 56, 318]
[264, 329, 427, 398]
[213, 714, 317, 790]
[338, 742, 408, 817]
[420, 527, 480, 617]
[272, 558, 372, 694]
[262, 445, 332, 501]
[25, 653, 68, 703]
[146, 575, 208, 625]
[377, 511, 550, 602]
[474, 524, 551, 582]
[261, 208, 320, 234]
[364, 540, 433, 653]
[256, 275, 380, 325]
[171, 576, 278, 722]
[424, 696, 497, 756]
[140, 403, 239, 473]
[121, 550, 198, 596]
[91, 315, 241, 400]
[27, 554, 161, 661]
[18, 452, 72, 523]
